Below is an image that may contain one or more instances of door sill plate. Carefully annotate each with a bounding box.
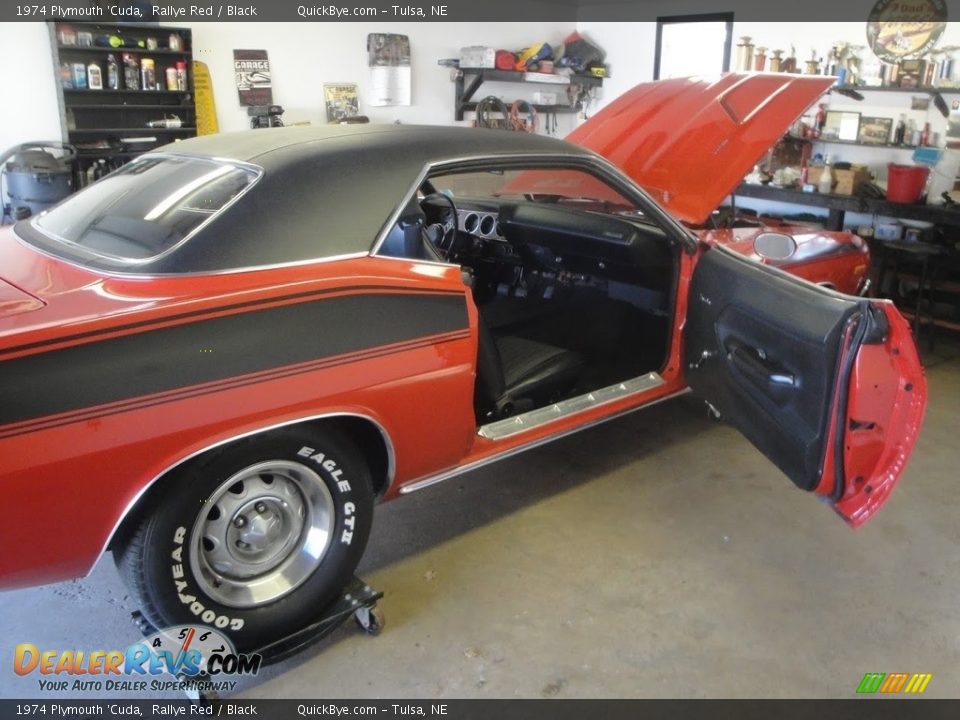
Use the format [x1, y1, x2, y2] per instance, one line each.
[478, 371, 666, 441]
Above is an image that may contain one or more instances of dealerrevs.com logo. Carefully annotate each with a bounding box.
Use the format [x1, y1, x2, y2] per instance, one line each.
[14, 625, 261, 694]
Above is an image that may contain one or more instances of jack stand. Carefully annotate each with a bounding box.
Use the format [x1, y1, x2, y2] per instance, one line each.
[130, 576, 384, 703]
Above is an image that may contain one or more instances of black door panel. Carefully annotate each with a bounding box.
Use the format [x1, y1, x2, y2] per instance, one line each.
[685, 247, 867, 492]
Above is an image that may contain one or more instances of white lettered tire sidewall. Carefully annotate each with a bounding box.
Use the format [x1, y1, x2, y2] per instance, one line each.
[131, 427, 373, 652]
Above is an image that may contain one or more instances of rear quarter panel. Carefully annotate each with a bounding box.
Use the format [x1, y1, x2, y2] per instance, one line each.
[0, 255, 477, 589]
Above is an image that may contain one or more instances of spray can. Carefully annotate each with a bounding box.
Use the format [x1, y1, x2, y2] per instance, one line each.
[122, 53, 140, 90]
[140, 57, 156, 91]
[176, 61, 188, 91]
[106, 54, 119, 90]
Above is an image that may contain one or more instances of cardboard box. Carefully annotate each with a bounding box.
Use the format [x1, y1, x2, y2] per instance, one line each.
[806, 164, 872, 195]
[460, 46, 496, 69]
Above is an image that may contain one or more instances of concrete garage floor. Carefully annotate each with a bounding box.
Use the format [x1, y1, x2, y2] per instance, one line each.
[2, 339, 958, 700]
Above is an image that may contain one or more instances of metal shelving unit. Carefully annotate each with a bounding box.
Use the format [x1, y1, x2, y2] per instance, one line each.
[49, 21, 196, 186]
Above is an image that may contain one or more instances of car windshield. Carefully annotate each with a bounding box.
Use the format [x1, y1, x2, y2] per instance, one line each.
[32, 155, 258, 263]
[430, 168, 641, 214]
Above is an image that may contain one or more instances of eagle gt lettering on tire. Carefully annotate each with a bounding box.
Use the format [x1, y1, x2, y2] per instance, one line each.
[114, 427, 374, 651]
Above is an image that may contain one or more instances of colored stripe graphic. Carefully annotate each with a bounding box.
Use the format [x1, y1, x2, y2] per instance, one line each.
[857, 672, 931, 694]
[856, 673, 885, 694]
[904, 674, 933, 694]
[879, 673, 909, 693]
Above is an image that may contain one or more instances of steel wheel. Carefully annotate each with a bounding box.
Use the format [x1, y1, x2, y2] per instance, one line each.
[115, 426, 374, 651]
[189, 459, 335, 608]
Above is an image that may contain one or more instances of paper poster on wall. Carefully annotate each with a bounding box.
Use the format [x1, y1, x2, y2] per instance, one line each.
[233, 49, 273, 106]
[367, 33, 411, 107]
[324, 84, 360, 122]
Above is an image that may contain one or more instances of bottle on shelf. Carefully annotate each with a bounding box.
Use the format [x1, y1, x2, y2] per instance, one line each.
[176, 61, 188, 91]
[920, 122, 931, 146]
[122, 53, 140, 90]
[814, 103, 827, 137]
[894, 114, 906, 144]
[106, 54, 119, 90]
[906, 118, 917, 146]
[59, 62, 73, 89]
[141, 57, 156, 91]
[72, 63, 87, 90]
[87, 61, 103, 90]
[818, 154, 833, 194]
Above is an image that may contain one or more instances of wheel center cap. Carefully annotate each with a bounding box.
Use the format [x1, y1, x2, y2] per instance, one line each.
[238, 510, 283, 553]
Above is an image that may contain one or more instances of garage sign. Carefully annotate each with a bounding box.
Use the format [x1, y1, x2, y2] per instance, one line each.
[233, 48, 273, 106]
[866, 0, 948, 61]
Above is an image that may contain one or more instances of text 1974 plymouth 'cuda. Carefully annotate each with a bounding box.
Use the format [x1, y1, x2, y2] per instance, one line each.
[0, 74, 924, 650]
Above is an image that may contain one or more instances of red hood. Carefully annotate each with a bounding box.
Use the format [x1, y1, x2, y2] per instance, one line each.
[568, 73, 834, 225]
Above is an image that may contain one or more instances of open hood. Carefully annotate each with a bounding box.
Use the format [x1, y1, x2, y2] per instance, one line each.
[568, 73, 834, 225]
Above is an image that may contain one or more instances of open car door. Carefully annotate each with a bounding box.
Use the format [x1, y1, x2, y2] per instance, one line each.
[685, 246, 926, 527]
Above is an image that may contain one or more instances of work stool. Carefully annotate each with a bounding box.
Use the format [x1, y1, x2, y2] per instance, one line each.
[873, 239, 946, 350]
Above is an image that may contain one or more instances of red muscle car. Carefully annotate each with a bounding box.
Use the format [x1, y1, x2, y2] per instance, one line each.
[0, 74, 924, 651]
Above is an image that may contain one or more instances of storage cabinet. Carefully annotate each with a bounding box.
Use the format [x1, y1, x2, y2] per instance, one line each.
[49, 21, 196, 188]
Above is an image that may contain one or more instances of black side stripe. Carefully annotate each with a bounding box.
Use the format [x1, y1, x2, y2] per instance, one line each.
[0, 292, 468, 428]
[0, 285, 460, 358]
[0, 330, 470, 440]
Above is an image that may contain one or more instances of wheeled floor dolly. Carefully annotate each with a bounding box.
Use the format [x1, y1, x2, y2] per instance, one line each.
[130, 576, 384, 702]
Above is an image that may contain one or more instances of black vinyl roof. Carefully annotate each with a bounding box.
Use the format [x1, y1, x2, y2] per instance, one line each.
[158, 125, 600, 274]
[168, 124, 594, 167]
[21, 125, 602, 275]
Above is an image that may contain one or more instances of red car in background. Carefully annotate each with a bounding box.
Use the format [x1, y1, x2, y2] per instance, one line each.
[568, 73, 871, 295]
[0, 74, 923, 651]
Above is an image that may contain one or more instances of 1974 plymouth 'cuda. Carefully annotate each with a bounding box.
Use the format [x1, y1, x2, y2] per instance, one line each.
[0, 74, 924, 650]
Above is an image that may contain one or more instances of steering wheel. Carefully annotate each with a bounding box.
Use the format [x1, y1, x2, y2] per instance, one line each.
[419, 192, 459, 260]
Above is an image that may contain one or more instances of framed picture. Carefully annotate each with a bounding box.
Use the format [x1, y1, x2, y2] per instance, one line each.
[858, 116, 894, 145]
[323, 83, 359, 123]
[822, 110, 861, 141]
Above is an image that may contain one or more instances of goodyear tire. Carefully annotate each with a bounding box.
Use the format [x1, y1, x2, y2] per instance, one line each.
[115, 427, 374, 652]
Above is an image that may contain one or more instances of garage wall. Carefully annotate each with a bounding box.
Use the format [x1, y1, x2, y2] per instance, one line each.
[0, 22, 63, 155]
[580, 20, 960, 111]
[170, 21, 578, 133]
[0, 21, 578, 156]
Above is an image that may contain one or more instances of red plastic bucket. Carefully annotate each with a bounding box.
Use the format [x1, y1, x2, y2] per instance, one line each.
[886, 164, 930, 203]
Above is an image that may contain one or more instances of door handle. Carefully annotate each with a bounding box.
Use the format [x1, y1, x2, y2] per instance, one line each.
[728, 343, 796, 394]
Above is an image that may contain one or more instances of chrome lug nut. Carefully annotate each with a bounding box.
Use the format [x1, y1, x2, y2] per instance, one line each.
[233, 515, 247, 528]
[255, 502, 267, 514]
